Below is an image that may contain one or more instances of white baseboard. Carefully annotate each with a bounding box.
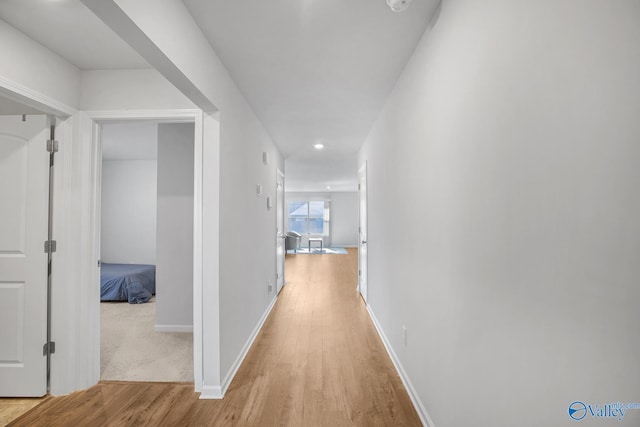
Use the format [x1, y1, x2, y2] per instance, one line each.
[199, 384, 223, 399]
[365, 305, 435, 427]
[154, 324, 193, 333]
[218, 295, 278, 397]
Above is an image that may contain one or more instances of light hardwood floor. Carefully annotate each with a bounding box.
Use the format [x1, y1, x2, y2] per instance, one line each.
[0, 397, 48, 427]
[8, 249, 421, 426]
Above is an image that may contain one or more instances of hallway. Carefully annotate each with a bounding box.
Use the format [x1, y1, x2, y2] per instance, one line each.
[8, 249, 420, 426]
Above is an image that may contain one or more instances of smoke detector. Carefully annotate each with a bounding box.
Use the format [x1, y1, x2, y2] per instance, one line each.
[387, 0, 412, 12]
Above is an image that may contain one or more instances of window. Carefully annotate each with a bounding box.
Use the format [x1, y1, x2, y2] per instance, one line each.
[288, 200, 330, 235]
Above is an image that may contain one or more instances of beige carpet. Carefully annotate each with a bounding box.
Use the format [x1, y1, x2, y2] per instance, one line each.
[100, 298, 193, 382]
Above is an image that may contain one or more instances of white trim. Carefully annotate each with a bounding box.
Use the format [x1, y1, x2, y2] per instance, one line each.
[200, 112, 220, 392]
[192, 111, 204, 392]
[221, 295, 277, 395]
[276, 168, 285, 294]
[84, 109, 204, 394]
[358, 162, 367, 301]
[50, 115, 84, 395]
[85, 109, 200, 122]
[0, 75, 76, 118]
[199, 384, 223, 399]
[155, 325, 193, 333]
[200, 295, 278, 400]
[366, 304, 435, 427]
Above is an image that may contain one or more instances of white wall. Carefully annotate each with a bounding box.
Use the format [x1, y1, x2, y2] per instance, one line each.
[218, 111, 283, 385]
[62, 68, 201, 394]
[87, 0, 286, 393]
[0, 19, 79, 110]
[285, 191, 359, 247]
[100, 160, 157, 264]
[155, 123, 194, 329]
[330, 192, 358, 247]
[359, 1, 640, 426]
[100, 122, 158, 265]
[0, 22, 81, 396]
[0, 20, 200, 396]
[80, 69, 196, 111]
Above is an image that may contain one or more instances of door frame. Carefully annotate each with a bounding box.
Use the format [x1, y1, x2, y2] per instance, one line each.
[275, 168, 285, 294]
[358, 161, 368, 303]
[85, 109, 205, 391]
[0, 77, 76, 396]
[0, 76, 74, 119]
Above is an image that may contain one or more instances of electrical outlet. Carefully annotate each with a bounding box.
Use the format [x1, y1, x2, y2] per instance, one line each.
[402, 325, 407, 346]
[268, 280, 273, 293]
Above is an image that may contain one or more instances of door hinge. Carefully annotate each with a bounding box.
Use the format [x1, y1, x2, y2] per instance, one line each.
[46, 139, 59, 153]
[44, 240, 57, 253]
[43, 341, 56, 356]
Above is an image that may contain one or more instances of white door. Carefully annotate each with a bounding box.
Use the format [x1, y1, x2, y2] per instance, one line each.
[0, 114, 49, 397]
[358, 162, 368, 303]
[276, 169, 285, 293]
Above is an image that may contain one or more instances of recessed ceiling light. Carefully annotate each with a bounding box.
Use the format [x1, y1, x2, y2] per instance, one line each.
[326, 185, 331, 190]
[313, 143, 324, 150]
[387, 0, 412, 12]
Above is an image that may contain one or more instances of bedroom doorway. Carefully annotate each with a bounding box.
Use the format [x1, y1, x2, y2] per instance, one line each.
[98, 120, 195, 383]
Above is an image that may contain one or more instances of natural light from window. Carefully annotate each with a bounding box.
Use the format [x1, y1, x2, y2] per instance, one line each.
[288, 200, 330, 235]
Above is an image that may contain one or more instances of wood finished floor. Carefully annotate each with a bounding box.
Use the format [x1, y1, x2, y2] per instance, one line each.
[0, 397, 48, 427]
[9, 249, 421, 426]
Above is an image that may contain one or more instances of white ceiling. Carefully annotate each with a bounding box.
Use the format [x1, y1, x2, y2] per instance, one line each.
[184, 0, 438, 191]
[0, 0, 437, 191]
[0, 0, 148, 70]
[285, 155, 358, 193]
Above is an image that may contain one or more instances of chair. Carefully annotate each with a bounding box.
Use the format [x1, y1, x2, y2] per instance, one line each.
[285, 231, 301, 253]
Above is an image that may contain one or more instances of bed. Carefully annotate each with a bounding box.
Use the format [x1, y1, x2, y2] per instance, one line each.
[100, 263, 156, 304]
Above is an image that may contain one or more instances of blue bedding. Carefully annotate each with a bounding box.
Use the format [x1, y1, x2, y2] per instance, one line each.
[100, 263, 156, 304]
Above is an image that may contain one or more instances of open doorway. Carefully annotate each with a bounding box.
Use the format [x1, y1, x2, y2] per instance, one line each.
[98, 121, 195, 383]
